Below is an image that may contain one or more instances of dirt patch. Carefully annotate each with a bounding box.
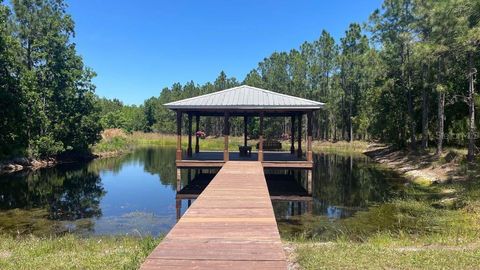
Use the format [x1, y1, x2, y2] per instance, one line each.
[364, 145, 467, 183]
[0, 251, 12, 259]
[101, 128, 128, 139]
[284, 243, 301, 270]
[284, 242, 336, 269]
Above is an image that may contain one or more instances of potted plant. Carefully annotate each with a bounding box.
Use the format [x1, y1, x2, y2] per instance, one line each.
[195, 130, 206, 139]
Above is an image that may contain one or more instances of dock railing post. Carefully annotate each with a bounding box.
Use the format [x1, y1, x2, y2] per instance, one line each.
[224, 112, 230, 161]
[195, 115, 200, 153]
[290, 115, 295, 154]
[176, 111, 182, 161]
[258, 112, 264, 162]
[307, 111, 313, 162]
[187, 113, 193, 157]
[297, 114, 302, 158]
[243, 116, 248, 147]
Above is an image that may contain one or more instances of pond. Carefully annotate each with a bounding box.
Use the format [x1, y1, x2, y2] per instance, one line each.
[0, 147, 405, 238]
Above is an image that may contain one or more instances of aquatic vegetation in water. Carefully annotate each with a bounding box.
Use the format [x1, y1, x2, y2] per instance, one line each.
[0, 208, 95, 236]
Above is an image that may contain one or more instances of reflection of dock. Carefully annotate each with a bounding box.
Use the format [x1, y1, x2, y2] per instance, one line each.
[176, 173, 313, 202]
[141, 161, 287, 269]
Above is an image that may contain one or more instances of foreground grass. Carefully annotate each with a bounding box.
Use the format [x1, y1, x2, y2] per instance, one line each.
[286, 174, 480, 269]
[0, 234, 160, 270]
[294, 239, 480, 270]
[290, 202, 480, 269]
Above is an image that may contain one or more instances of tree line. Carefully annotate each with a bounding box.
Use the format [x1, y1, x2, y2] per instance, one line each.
[1, 0, 479, 161]
[1, 0, 100, 158]
[138, 0, 480, 160]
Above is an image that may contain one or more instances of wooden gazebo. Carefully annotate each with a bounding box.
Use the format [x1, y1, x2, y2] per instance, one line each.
[164, 85, 324, 169]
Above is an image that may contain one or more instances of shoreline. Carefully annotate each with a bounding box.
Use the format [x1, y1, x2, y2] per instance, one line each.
[0, 152, 100, 175]
[0, 157, 58, 175]
[2, 138, 473, 182]
[363, 144, 472, 184]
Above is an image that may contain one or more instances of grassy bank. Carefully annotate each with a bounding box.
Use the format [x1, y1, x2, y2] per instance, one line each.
[0, 234, 160, 269]
[286, 155, 480, 269]
[92, 129, 370, 156]
[92, 129, 260, 155]
[293, 238, 480, 269]
[365, 144, 480, 184]
[312, 140, 369, 154]
[289, 200, 480, 268]
[289, 201, 480, 269]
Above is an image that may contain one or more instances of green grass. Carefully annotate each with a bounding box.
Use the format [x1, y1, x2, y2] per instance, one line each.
[289, 201, 480, 269]
[92, 131, 269, 154]
[92, 136, 134, 153]
[92, 130, 373, 156]
[281, 199, 479, 242]
[312, 140, 370, 154]
[294, 239, 480, 270]
[0, 234, 161, 270]
[287, 176, 480, 269]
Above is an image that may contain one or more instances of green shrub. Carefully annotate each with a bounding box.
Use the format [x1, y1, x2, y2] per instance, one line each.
[29, 136, 64, 158]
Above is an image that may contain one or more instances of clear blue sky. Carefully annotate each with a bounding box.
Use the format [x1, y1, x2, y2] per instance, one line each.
[68, 0, 383, 105]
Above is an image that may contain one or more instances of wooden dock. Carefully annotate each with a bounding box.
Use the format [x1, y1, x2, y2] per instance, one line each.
[141, 161, 287, 270]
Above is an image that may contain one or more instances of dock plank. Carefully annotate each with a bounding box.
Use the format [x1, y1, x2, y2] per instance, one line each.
[140, 161, 287, 270]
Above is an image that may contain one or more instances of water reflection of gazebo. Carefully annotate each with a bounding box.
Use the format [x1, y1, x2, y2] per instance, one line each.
[164, 85, 324, 170]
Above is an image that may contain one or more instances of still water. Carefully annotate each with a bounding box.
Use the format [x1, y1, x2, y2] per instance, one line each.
[0, 147, 405, 237]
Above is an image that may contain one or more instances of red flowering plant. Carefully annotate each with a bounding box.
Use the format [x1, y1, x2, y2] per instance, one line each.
[195, 130, 206, 139]
[281, 133, 290, 140]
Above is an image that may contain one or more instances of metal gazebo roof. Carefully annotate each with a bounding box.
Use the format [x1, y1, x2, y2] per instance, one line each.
[164, 85, 324, 111]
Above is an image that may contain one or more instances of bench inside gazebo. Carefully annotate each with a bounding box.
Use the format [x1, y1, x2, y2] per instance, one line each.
[164, 85, 324, 169]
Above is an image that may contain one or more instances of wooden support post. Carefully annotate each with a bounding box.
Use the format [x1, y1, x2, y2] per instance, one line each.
[223, 113, 230, 161]
[297, 114, 302, 158]
[307, 111, 313, 162]
[187, 113, 193, 157]
[176, 168, 181, 192]
[176, 199, 181, 221]
[290, 115, 295, 154]
[243, 116, 248, 147]
[306, 200, 313, 214]
[187, 169, 192, 184]
[176, 111, 182, 161]
[195, 115, 200, 153]
[307, 170, 313, 195]
[258, 113, 264, 161]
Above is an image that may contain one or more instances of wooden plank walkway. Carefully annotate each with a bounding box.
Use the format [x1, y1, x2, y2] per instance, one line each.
[140, 161, 287, 270]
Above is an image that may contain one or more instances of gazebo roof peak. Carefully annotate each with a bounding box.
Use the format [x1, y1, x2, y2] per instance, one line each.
[164, 85, 324, 111]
